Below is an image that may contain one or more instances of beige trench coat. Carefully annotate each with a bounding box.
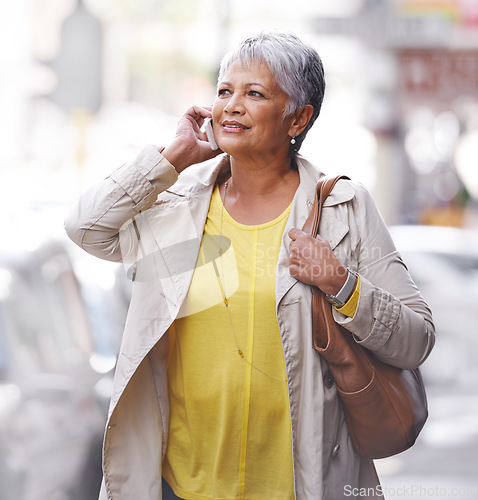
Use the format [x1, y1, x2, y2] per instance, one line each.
[65, 146, 435, 500]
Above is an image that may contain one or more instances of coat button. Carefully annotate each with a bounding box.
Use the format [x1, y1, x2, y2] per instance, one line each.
[332, 444, 340, 459]
[324, 370, 335, 388]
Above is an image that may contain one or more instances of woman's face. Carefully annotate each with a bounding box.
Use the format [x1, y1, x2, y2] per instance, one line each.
[212, 61, 294, 159]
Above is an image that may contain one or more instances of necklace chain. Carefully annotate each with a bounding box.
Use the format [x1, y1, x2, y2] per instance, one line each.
[218, 180, 287, 382]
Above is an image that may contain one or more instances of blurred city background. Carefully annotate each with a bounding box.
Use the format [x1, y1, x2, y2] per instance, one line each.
[1, 0, 478, 498]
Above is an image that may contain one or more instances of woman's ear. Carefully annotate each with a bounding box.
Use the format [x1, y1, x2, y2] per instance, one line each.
[289, 104, 314, 138]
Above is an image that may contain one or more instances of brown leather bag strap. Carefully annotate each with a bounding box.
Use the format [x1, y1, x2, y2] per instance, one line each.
[301, 174, 428, 460]
[302, 175, 350, 237]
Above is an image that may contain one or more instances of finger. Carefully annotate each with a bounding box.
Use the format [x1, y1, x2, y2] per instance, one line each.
[288, 228, 303, 241]
[289, 262, 304, 282]
[186, 105, 212, 116]
[289, 244, 300, 258]
[191, 105, 212, 120]
[288, 265, 297, 280]
[183, 106, 212, 130]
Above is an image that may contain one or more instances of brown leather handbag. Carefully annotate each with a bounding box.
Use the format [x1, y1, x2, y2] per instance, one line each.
[302, 175, 428, 459]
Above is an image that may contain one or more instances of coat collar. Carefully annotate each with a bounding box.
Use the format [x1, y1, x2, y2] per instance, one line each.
[275, 154, 355, 305]
[292, 154, 355, 250]
[165, 154, 231, 197]
[163, 152, 355, 253]
[294, 154, 355, 209]
[166, 152, 355, 206]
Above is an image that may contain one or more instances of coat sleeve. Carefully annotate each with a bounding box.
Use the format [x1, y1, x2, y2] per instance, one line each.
[64, 146, 178, 263]
[333, 182, 435, 370]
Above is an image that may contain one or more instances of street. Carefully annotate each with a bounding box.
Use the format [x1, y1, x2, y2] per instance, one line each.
[376, 381, 478, 500]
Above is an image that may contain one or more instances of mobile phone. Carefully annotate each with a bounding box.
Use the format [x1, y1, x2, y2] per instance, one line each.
[204, 117, 219, 151]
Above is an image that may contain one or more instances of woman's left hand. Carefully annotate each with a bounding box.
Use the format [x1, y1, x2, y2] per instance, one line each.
[288, 228, 347, 296]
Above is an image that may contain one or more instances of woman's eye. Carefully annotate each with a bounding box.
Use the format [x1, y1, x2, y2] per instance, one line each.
[218, 88, 231, 96]
[249, 90, 264, 98]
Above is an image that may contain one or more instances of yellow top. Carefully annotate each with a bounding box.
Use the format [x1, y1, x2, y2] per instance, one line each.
[163, 185, 361, 500]
[163, 185, 294, 500]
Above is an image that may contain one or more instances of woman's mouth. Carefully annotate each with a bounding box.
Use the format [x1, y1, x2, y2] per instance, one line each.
[222, 121, 250, 131]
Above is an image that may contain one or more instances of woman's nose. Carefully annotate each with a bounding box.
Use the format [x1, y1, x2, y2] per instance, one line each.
[224, 93, 244, 114]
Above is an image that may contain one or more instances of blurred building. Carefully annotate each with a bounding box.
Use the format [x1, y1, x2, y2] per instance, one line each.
[310, 0, 478, 225]
[1, 0, 478, 227]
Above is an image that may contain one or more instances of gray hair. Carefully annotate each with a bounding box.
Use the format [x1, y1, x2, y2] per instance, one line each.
[218, 32, 326, 153]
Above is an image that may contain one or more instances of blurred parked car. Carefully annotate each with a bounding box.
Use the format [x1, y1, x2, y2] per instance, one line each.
[0, 233, 127, 500]
[389, 225, 478, 387]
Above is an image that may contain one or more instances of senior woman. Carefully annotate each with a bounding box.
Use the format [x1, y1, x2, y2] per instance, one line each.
[66, 32, 434, 500]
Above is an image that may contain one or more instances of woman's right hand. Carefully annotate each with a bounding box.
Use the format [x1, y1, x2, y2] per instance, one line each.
[161, 105, 222, 172]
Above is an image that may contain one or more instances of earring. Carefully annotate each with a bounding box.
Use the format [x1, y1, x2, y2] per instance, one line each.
[290, 135, 296, 145]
